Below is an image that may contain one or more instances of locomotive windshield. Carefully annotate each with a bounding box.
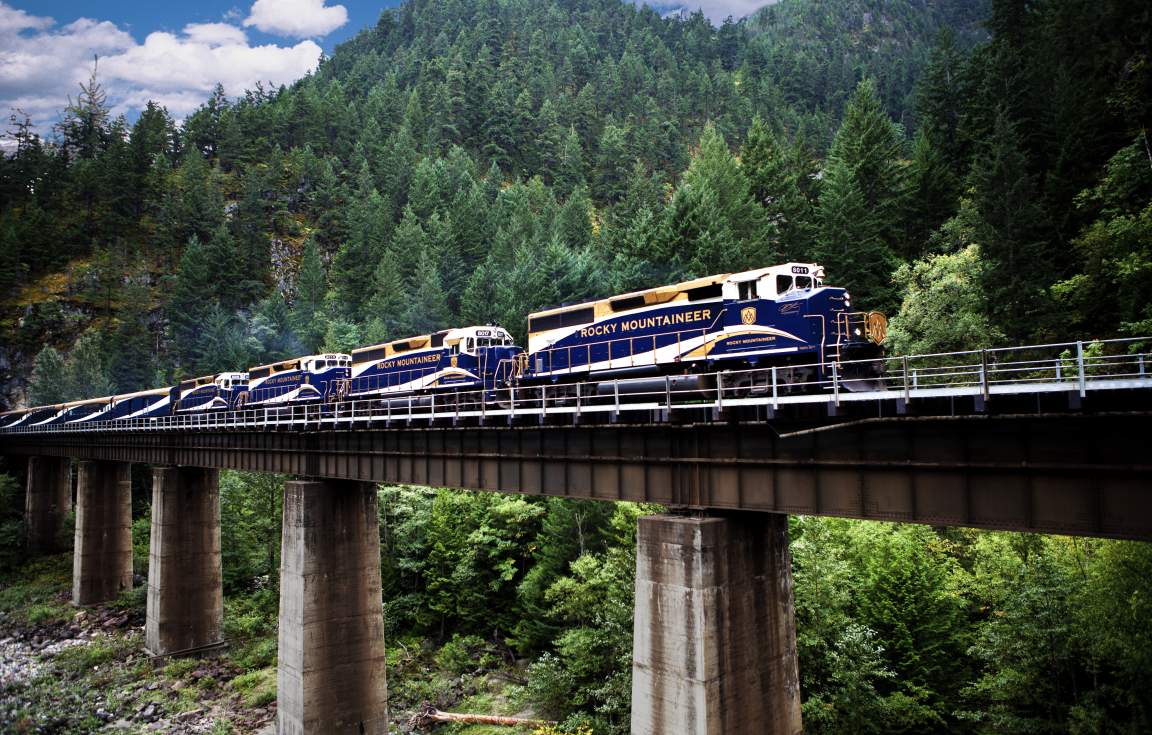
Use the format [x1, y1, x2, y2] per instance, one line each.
[475, 336, 512, 347]
[776, 275, 816, 296]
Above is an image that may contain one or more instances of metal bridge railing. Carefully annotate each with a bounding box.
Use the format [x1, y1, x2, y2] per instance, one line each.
[3, 337, 1150, 435]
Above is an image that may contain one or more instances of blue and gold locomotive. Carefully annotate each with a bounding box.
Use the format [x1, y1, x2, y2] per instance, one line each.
[349, 326, 522, 399]
[174, 372, 249, 412]
[523, 263, 885, 389]
[241, 354, 351, 407]
[0, 262, 887, 427]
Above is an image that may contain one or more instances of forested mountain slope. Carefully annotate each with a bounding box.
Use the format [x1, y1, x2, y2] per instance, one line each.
[746, 0, 990, 125]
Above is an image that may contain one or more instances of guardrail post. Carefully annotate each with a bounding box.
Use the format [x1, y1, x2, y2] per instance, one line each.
[1140, 354, 1146, 378]
[1056, 359, 1063, 381]
[1076, 340, 1087, 397]
[576, 382, 582, 420]
[833, 362, 841, 404]
[716, 373, 724, 410]
[613, 380, 620, 420]
[902, 356, 910, 400]
[771, 366, 778, 409]
[912, 369, 919, 389]
[980, 349, 991, 401]
[664, 376, 672, 410]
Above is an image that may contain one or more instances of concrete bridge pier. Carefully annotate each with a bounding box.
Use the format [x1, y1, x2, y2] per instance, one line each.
[25, 456, 71, 554]
[72, 460, 133, 606]
[145, 466, 223, 656]
[631, 513, 802, 735]
[277, 479, 388, 735]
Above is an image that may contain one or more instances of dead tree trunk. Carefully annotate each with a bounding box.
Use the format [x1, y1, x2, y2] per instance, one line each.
[408, 702, 555, 730]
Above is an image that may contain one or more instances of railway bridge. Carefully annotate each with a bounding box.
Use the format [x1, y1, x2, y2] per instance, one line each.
[3, 339, 1151, 735]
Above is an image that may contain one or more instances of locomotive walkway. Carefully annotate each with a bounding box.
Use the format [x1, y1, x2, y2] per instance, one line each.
[3, 337, 1151, 735]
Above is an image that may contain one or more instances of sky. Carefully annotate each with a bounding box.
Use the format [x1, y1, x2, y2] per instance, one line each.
[0, 0, 769, 143]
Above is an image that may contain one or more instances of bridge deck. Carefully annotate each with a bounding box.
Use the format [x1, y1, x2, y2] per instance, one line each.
[3, 339, 1150, 541]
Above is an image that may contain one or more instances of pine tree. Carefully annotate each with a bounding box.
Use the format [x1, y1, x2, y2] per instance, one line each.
[512, 89, 538, 176]
[902, 131, 958, 259]
[667, 123, 771, 273]
[966, 109, 1051, 333]
[129, 101, 176, 217]
[400, 233, 450, 336]
[58, 61, 109, 162]
[855, 525, 967, 729]
[0, 219, 27, 294]
[741, 117, 813, 260]
[554, 126, 587, 198]
[166, 235, 216, 372]
[158, 151, 225, 257]
[205, 224, 250, 309]
[108, 278, 154, 392]
[332, 163, 392, 318]
[251, 290, 296, 362]
[828, 79, 907, 240]
[555, 186, 593, 250]
[481, 78, 517, 171]
[198, 305, 259, 375]
[64, 329, 114, 400]
[364, 252, 407, 344]
[814, 156, 898, 309]
[28, 346, 67, 406]
[664, 180, 740, 277]
[291, 238, 328, 353]
[594, 123, 632, 204]
[915, 30, 970, 171]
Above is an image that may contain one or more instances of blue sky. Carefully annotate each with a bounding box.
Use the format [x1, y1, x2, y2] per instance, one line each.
[16, 0, 398, 52]
[0, 0, 768, 144]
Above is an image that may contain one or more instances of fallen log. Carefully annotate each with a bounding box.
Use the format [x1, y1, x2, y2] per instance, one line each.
[408, 701, 555, 730]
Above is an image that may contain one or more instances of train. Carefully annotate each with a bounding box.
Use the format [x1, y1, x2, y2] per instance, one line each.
[0, 263, 887, 429]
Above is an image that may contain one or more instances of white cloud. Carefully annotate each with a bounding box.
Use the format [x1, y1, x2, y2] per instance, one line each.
[0, 2, 322, 139]
[0, 2, 52, 32]
[646, 0, 775, 23]
[183, 22, 248, 47]
[243, 0, 348, 39]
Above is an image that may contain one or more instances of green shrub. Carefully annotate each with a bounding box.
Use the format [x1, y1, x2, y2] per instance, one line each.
[25, 601, 71, 625]
[435, 634, 494, 674]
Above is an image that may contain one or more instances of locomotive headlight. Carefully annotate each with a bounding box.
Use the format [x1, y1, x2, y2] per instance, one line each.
[845, 299, 851, 307]
[854, 328, 862, 336]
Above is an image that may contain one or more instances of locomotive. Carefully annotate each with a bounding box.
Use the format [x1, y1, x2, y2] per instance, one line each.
[520, 262, 885, 394]
[0, 262, 886, 428]
[348, 326, 521, 399]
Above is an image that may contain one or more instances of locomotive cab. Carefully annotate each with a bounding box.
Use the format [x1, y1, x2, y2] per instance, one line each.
[453, 327, 515, 354]
[446, 326, 523, 389]
[303, 354, 351, 402]
[214, 372, 248, 390]
[722, 264, 824, 303]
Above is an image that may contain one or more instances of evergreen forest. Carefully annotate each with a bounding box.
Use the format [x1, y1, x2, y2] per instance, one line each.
[1, 0, 1151, 733]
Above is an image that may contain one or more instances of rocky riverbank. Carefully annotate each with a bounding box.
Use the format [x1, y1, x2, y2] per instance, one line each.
[0, 556, 277, 735]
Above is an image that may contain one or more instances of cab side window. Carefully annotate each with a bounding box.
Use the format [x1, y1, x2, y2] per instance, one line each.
[776, 275, 793, 296]
[738, 281, 757, 300]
